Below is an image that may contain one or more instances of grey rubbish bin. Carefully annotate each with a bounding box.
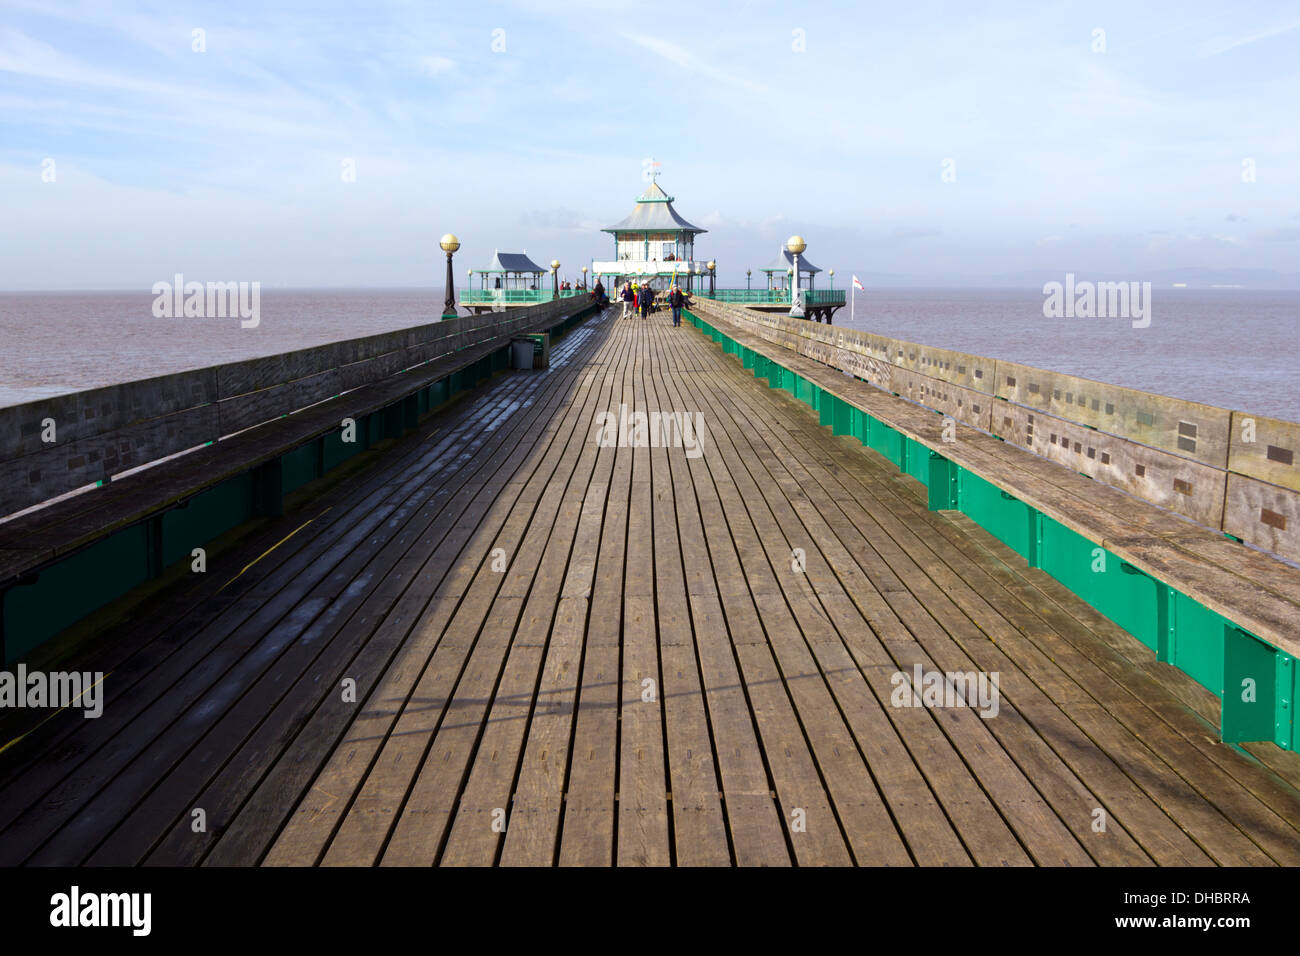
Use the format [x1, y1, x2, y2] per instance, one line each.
[511, 338, 534, 370]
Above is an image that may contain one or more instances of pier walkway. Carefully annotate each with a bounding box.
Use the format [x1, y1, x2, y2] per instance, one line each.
[2, 307, 1299, 866]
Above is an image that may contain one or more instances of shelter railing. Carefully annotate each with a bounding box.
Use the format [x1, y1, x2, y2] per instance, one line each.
[461, 289, 584, 305]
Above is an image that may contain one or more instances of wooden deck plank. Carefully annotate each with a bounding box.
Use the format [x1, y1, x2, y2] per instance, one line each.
[92, 357, 608, 866]
[682, 327, 1287, 865]
[642, 330, 732, 866]
[405, 327, 634, 866]
[3, 308, 1296, 867]
[664, 338, 1030, 865]
[615, 339, 671, 866]
[684, 347, 1175, 866]
[682, 332, 1224, 865]
[655, 333, 915, 865]
[257, 316, 620, 866]
[0, 373, 544, 836]
[310, 320, 626, 866]
[555, 339, 636, 866]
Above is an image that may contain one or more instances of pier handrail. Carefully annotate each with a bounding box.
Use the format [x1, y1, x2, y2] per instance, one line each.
[687, 297, 1300, 748]
[686, 299, 1300, 634]
[693, 289, 847, 307]
[0, 299, 586, 520]
[691, 298, 1299, 564]
[0, 295, 599, 658]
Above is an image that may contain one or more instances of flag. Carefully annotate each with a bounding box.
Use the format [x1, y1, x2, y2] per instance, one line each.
[852, 275, 865, 291]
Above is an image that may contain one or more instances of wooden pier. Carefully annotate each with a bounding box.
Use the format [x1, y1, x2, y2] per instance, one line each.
[2, 303, 1299, 866]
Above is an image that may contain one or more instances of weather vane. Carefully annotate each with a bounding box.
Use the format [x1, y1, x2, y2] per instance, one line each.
[642, 157, 662, 183]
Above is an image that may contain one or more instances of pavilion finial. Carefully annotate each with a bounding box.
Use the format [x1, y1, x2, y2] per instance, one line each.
[642, 157, 662, 184]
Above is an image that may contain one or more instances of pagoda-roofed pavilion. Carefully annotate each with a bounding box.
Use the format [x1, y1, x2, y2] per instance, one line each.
[759, 246, 823, 291]
[591, 180, 710, 292]
[460, 250, 554, 314]
[472, 250, 547, 291]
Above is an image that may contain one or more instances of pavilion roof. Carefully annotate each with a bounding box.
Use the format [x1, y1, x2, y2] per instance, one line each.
[602, 181, 707, 235]
[481, 250, 546, 273]
[759, 247, 822, 275]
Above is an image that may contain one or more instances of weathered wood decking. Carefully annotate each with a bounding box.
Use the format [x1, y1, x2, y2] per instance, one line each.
[2, 306, 1299, 866]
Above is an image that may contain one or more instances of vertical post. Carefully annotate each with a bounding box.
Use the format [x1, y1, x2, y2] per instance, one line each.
[787, 236, 807, 319]
[1155, 582, 1175, 664]
[1276, 653, 1294, 750]
[1027, 508, 1044, 568]
[928, 452, 958, 510]
[439, 233, 460, 320]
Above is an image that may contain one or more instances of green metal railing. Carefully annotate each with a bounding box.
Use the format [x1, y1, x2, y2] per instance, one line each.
[696, 289, 847, 307]
[683, 307, 1296, 752]
[461, 289, 583, 305]
[699, 289, 790, 304]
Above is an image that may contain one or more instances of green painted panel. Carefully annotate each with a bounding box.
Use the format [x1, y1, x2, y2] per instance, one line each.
[322, 426, 364, 472]
[160, 474, 255, 567]
[1222, 626, 1277, 744]
[832, 396, 852, 436]
[280, 441, 319, 495]
[850, 407, 867, 445]
[1041, 521, 1158, 650]
[928, 453, 958, 510]
[962, 471, 1032, 558]
[903, 437, 930, 485]
[4, 522, 152, 661]
[429, 378, 450, 407]
[1171, 590, 1227, 694]
[869, 420, 903, 467]
[818, 388, 833, 428]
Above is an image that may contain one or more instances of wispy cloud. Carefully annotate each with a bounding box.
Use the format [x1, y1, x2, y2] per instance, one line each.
[620, 33, 768, 95]
[2, 1, 1299, 287]
[1200, 19, 1300, 55]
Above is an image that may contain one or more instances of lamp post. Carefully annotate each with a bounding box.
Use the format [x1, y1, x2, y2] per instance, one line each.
[746, 268, 752, 292]
[440, 233, 460, 320]
[581, 266, 588, 290]
[707, 260, 716, 296]
[551, 259, 560, 299]
[786, 235, 806, 319]
[828, 268, 834, 291]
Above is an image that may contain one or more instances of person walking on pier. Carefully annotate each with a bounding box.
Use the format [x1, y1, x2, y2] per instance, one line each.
[640, 284, 655, 319]
[620, 283, 633, 318]
[668, 284, 689, 326]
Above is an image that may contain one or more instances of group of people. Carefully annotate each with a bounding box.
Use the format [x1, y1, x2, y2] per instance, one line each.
[617, 280, 692, 326]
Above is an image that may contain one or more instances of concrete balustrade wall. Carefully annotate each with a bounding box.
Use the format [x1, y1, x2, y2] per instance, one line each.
[692, 297, 1300, 564]
[0, 296, 591, 519]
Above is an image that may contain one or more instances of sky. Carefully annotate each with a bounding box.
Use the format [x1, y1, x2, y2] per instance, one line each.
[1, 0, 1298, 289]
